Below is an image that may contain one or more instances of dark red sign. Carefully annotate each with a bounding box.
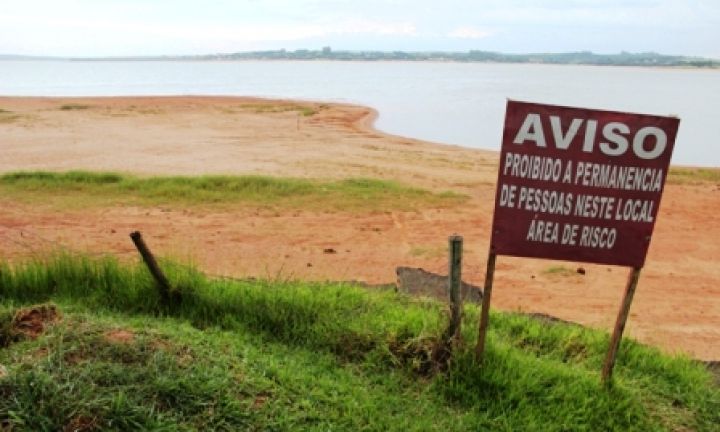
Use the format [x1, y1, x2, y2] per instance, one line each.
[490, 101, 679, 267]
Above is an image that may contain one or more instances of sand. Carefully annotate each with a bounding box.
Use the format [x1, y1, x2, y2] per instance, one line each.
[1, 96, 718, 360]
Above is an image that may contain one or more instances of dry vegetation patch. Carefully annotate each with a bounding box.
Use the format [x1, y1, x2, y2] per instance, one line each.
[667, 167, 720, 184]
[1, 303, 60, 347]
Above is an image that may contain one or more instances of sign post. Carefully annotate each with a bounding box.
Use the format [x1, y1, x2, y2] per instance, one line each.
[475, 251, 496, 362]
[601, 267, 641, 383]
[478, 100, 679, 382]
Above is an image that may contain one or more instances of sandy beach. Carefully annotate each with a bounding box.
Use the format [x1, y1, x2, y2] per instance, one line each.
[1, 95, 719, 360]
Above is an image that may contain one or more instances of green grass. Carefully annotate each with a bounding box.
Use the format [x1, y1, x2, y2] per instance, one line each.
[0, 254, 717, 431]
[543, 265, 578, 276]
[59, 104, 92, 111]
[667, 167, 720, 184]
[236, 103, 320, 116]
[0, 171, 465, 212]
[409, 245, 446, 259]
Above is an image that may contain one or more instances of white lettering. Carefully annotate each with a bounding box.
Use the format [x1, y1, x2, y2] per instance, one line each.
[550, 116, 584, 150]
[583, 120, 598, 153]
[526, 220, 559, 244]
[579, 225, 617, 249]
[633, 126, 668, 160]
[510, 112, 672, 160]
[499, 184, 517, 208]
[600, 122, 630, 156]
[513, 113, 547, 147]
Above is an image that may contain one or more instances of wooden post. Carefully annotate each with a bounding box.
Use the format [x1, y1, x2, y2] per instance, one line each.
[475, 251, 497, 362]
[130, 231, 171, 303]
[601, 267, 642, 384]
[444, 235, 463, 344]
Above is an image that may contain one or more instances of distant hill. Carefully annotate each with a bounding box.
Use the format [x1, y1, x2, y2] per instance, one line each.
[181, 49, 720, 67]
[3, 50, 718, 68]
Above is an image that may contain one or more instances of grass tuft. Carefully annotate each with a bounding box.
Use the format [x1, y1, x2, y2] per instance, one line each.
[0, 170, 466, 211]
[543, 265, 578, 276]
[59, 104, 92, 111]
[237, 103, 319, 116]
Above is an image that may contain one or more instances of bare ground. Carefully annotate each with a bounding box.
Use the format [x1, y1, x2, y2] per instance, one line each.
[1, 96, 719, 360]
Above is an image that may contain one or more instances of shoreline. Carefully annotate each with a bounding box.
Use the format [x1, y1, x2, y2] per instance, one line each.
[1, 95, 719, 360]
[3, 57, 718, 70]
[2, 94, 717, 169]
[0, 95, 498, 183]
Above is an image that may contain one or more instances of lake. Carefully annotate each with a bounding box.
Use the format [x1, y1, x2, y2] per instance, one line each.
[1, 60, 718, 166]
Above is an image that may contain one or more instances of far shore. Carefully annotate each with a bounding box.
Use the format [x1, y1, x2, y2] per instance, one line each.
[1, 95, 719, 361]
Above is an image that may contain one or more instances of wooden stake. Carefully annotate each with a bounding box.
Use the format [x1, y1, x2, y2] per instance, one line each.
[130, 231, 171, 303]
[602, 267, 642, 384]
[444, 235, 463, 344]
[475, 251, 497, 362]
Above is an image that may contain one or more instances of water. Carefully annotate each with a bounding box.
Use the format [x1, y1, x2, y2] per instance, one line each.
[1, 60, 718, 166]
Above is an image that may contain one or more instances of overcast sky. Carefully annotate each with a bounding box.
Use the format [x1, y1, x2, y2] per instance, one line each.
[1, 0, 718, 58]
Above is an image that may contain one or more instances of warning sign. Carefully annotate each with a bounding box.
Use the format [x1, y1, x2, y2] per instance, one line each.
[490, 101, 679, 267]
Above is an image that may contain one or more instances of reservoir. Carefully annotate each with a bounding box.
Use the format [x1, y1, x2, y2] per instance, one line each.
[1, 60, 718, 166]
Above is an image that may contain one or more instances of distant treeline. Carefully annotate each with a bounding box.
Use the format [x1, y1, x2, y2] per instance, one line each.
[4, 49, 718, 67]
[183, 49, 718, 67]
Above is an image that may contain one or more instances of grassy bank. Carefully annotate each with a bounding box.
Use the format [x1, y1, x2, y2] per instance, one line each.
[0, 254, 717, 431]
[0, 171, 465, 212]
[667, 167, 720, 184]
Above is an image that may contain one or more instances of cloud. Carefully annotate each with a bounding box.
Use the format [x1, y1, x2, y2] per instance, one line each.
[336, 19, 417, 36]
[0, 11, 418, 55]
[0, 0, 717, 56]
[169, 20, 417, 43]
[447, 26, 492, 39]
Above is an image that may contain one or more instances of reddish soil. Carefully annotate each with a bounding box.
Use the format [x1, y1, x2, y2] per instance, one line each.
[104, 329, 135, 344]
[11, 304, 60, 340]
[1, 96, 719, 360]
